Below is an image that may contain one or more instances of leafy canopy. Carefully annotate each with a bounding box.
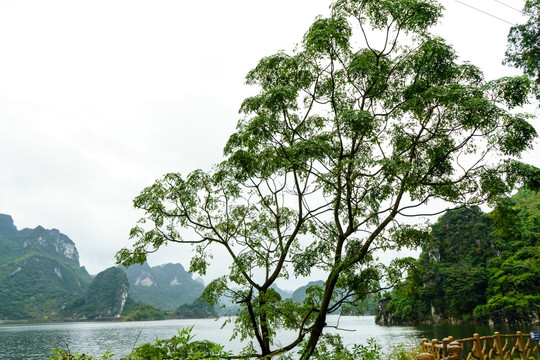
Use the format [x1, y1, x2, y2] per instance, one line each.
[117, 0, 538, 358]
[504, 0, 540, 102]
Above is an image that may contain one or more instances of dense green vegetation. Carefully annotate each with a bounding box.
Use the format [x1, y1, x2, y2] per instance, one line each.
[473, 189, 540, 323]
[0, 255, 89, 319]
[123, 303, 165, 321]
[377, 189, 540, 325]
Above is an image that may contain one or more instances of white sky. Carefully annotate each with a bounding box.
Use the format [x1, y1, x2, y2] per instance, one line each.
[0, 0, 535, 290]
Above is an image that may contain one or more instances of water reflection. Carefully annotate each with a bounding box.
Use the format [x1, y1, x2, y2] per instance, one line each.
[413, 322, 540, 341]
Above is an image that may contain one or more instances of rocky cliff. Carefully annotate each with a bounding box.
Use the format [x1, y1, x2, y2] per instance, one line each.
[62, 267, 133, 319]
[0, 214, 92, 320]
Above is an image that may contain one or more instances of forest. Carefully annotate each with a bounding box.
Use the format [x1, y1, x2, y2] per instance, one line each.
[377, 188, 540, 325]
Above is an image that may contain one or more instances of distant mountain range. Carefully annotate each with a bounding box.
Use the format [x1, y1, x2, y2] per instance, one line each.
[0, 213, 329, 321]
[119, 262, 204, 311]
[0, 213, 209, 320]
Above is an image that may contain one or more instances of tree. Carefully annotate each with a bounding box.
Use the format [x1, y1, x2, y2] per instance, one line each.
[474, 189, 540, 324]
[376, 207, 494, 324]
[504, 0, 540, 102]
[377, 189, 540, 325]
[117, 0, 539, 358]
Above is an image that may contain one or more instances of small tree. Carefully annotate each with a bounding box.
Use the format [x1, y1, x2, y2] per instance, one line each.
[117, 0, 539, 358]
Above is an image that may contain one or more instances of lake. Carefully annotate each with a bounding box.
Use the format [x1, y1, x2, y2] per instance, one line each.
[1, 316, 538, 359]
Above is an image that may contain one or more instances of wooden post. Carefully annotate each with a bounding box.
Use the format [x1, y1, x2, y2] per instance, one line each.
[421, 338, 429, 352]
[417, 353, 435, 360]
[448, 341, 464, 360]
[516, 331, 526, 360]
[443, 337, 451, 358]
[432, 338, 439, 357]
[494, 332, 504, 360]
[474, 333, 484, 360]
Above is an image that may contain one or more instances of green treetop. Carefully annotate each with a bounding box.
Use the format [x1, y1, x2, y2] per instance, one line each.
[504, 0, 540, 102]
[117, 0, 539, 358]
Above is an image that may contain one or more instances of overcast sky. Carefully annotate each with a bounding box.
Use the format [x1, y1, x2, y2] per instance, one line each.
[0, 0, 535, 289]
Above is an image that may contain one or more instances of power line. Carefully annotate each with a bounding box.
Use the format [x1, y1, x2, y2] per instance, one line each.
[492, 0, 527, 15]
[454, 0, 516, 25]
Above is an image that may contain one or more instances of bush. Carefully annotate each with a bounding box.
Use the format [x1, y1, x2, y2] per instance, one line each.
[48, 327, 231, 360]
[123, 304, 165, 321]
[123, 326, 231, 360]
[278, 334, 416, 360]
[47, 349, 115, 360]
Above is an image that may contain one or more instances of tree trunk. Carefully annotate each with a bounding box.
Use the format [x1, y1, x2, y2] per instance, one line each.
[300, 270, 340, 360]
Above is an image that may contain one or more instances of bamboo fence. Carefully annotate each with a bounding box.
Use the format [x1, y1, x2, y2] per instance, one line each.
[417, 331, 540, 360]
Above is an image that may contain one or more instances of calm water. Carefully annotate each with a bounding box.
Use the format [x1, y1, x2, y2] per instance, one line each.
[0, 316, 538, 360]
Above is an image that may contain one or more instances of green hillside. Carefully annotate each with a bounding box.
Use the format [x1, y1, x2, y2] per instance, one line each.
[0, 214, 208, 321]
[62, 267, 135, 320]
[376, 189, 540, 325]
[0, 214, 92, 320]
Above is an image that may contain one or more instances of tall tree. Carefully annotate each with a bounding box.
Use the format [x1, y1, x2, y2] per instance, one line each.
[504, 0, 540, 102]
[117, 0, 539, 358]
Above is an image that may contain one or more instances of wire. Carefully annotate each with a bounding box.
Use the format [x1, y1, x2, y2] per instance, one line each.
[454, 0, 516, 25]
[493, 0, 528, 15]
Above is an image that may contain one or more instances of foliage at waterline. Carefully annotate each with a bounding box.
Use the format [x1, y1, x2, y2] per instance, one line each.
[123, 303, 165, 322]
